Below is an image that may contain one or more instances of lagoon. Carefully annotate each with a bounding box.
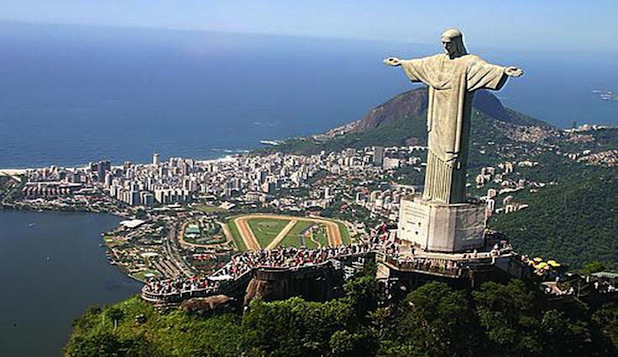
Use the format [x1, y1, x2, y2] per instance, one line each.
[0, 210, 142, 356]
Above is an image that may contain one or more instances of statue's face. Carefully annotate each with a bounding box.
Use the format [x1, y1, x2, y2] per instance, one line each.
[442, 41, 456, 56]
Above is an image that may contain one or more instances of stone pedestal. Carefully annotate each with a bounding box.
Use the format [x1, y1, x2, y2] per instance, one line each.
[398, 196, 485, 252]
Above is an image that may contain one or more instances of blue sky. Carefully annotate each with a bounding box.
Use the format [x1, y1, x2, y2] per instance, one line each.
[1, 0, 616, 53]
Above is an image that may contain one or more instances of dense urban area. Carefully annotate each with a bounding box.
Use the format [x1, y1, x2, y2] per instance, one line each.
[1, 119, 616, 275]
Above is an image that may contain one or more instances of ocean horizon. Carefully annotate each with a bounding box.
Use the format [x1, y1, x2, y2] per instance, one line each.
[0, 21, 616, 169]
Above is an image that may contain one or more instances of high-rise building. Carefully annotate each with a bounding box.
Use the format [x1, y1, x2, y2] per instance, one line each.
[383, 157, 400, 170]
[153, 153, 160, 166]
[129, 190, 140, 206]
[92, 160, 110, 182]
[141, 192, 155, 207]
[486, 198, 496, 218]
[344, 148, 356, 157]
[373, 146, 384, 166]
[104, 173, 113, 188]
[261, 181, 276, 194]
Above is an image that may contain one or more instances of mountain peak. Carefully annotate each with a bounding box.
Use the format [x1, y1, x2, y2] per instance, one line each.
[353, 87, 521, 133]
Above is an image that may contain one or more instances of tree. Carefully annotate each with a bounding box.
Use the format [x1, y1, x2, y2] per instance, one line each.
[241, 297, 360, 356]
[329, 329, 378, 357]
[342, 275, 378, 320]
[106, 307, 124, 332]
[472, 280, 542, 355]
[592, 302, 618, 351]
[390, 282, 480, 356]
[540, 309, 593, 356]
[135, 209, 147, 219]
[65, 331, 122, 357]
[583, 261, 606, 275]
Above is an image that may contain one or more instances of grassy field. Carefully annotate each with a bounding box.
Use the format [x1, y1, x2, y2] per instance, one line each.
[226, 215, 352, 252]
[132, 270, 161, 281]
[247, 218, 291, 248]
[279, 221, 316, 248]
[282, 222, 332, 249]
[226, 217, 246, 251]
[193, 205, 227, 214]
[313, 227, 329, 247]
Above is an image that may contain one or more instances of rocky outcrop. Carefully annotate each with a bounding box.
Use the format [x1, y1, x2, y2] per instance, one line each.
[180, 295, 235, 314]
[244, 279, 273, 305]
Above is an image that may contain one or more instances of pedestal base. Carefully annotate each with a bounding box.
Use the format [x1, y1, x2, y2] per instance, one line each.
[398, 196, 485, 252]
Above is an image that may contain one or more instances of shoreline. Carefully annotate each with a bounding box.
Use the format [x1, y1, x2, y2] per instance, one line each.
[0, 169, 29, 176]
[0, 153, 249, 175]
[0, 200, 132, 218]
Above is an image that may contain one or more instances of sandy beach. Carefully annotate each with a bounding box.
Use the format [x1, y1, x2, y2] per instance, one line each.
[0, 169, 29, 176]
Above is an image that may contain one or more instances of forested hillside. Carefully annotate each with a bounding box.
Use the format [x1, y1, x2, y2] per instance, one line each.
[65, 277, 617, 356]
[491, 167, 617, 269]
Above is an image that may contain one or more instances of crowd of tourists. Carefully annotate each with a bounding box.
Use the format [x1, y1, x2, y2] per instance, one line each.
[543, 277, 617, 297]
[143, 226, 388, 297]
[212, 244, 372, 280]
[593, 280, 617, 293]
[143, 275, 220, 296]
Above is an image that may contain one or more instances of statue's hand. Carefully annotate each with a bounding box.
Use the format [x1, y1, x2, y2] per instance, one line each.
[383, 57, 402, 67]
[505, 66, 523, 77]
[445, 151, 459, 165]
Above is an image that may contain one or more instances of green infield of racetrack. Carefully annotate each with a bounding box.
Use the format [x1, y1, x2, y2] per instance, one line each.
[246, 218, 291, 248]
[226, 215, 351, 252]
[280, 221, 334, 249]
[279, 221, 316, 248]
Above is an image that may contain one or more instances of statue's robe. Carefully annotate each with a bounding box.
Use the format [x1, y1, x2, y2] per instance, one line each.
[400, 54, 507, 204]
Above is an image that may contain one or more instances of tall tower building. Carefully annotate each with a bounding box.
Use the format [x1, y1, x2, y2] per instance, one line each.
[372, 146, 384, 166]
[152, 152, 160, 166]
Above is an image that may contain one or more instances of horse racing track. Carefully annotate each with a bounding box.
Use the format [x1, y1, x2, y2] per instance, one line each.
[226, 214, 348, 251]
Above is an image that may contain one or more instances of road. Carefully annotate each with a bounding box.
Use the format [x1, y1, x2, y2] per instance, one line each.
[164, 225, 196, 277]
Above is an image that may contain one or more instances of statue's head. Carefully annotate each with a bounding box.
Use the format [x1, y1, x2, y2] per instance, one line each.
[441, 28, 467, 58]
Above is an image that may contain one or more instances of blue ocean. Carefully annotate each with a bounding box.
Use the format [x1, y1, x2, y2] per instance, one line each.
[0, 21, 616, 168]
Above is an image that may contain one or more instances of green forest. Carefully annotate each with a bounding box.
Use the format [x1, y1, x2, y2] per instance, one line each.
[490, 167, 617, 269]
[65, 276, 617, 356]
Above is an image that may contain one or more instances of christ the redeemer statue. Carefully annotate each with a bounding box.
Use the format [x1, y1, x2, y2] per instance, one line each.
[384, 28, 523, 204]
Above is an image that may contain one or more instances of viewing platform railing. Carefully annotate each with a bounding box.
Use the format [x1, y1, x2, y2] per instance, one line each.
[141, 249, 372, 303]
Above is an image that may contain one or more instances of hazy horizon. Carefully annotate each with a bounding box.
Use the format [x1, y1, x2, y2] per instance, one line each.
[1, 0, 616, 54]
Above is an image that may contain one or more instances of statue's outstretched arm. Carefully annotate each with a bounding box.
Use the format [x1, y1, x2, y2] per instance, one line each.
[383, 57, 402, 67]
